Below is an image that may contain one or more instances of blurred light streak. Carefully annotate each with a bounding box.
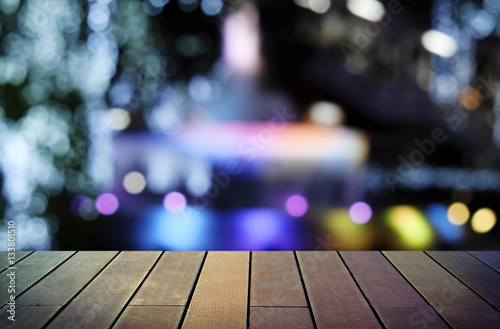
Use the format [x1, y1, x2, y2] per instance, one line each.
[162, 122, 369, 166]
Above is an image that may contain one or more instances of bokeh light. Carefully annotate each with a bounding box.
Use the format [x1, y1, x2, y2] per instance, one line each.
[323, 209, 373, 249]
[471, 208, 497, 233]
[447, 202, 470, 226]
[421, 30, 458, 58]
[458, 87, 481, 111]
[386, 205, 434, 249]
[346, 0, 385, 22]
[96, 193, 119, 215]
[426, 204, 464, 244]
[308, 101, 344, 126]
[71, 196, 98, 221]
[285, 195, 308, 217]
[123, 171, 147, 194]
[163, 191, 187, 214]
[348, 202, 372, 224]
[108, 108, 131, 130]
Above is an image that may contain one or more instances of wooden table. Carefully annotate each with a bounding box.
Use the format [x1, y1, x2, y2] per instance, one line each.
[1, 251, 499, 328]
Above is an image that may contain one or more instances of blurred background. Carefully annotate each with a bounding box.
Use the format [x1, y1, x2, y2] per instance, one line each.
[1, 0, 500, 251]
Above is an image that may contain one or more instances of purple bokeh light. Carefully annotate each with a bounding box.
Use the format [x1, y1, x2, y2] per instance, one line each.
[285, 194, 308, 217]
[349, 202, 372, 224]
[96, 193, 119, 215]
[163, 191, 187, 214]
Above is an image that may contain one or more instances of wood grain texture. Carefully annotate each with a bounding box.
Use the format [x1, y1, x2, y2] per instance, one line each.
[46, 251, 160, 329]
[296, 251, 382, 329]
[0, 251, 33, 273]
[0, 251, 75, 306]
[384, 251, 500, 329]
[181, 251, 249, 329]
[113, 306, 184, 329]
[250, 251, 307, 307]
[0, 305, 60, 329]
[340, 251, 448, 329]
[131, 251, 204, 306]
[428, 251, 500, 309]
[18, 251, 117, 306]
[249, 307, 314, 329]
[468, 251, 500, 273]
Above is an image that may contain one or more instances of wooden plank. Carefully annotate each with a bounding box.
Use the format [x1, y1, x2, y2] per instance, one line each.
[113, 306, 184, 329]
[0, 251, 75, 306]
[0, 305, 60, 329]
[181, 251, 249, 329]
[341, 251, 449, 329]
[296, 251, 381, 329]
[250, 251, 307, 307]
[468, 251, 500, 273]
[384, 251, 500, 329]
[17, 251, 118, 306]
[46, 251, 161, 329]
[249, 307, 314, 329]
[428, 251, 500, 310]
[0, 251, 33, 273]
[131, 251, 204, 306]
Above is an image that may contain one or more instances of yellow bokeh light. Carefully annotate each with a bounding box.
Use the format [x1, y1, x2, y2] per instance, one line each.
[386, 205, 434, 249]
[109, 108, 131, 131]
[447, 202, 470, 226]
[323, 209, 373, 250]
[123, 171, 146, 194]
[471, 208, 496, 234]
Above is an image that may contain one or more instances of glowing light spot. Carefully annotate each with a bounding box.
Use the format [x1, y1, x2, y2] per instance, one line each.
[309, 101, 344, 126]
[421, 30, 457, 58]
[201, 0, 223, 16]
[349, 202, 372, 224]
[471, 208, 496, 233]
[323, 209, 373, 249]
[186, 171, 211, 196]
[426, 204, 464, 244]
[223, 6, 261, 74]
[386, 205, 434, 249]
[96, 193, 119, 215]
[447, 202, 470, 226]
[163, 191, 187, 214]
[458, 87, 481, 111]
[71, 196, 98, 221]
[346, 0, 385, 22]
[285, 195, 308, 217]
[108, 108, 131, 130]
[309, 0, 331, 14]
[123, 171, 146, 194]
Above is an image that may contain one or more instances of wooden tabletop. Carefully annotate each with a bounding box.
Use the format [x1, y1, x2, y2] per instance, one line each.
[1, 251, 499, 328]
